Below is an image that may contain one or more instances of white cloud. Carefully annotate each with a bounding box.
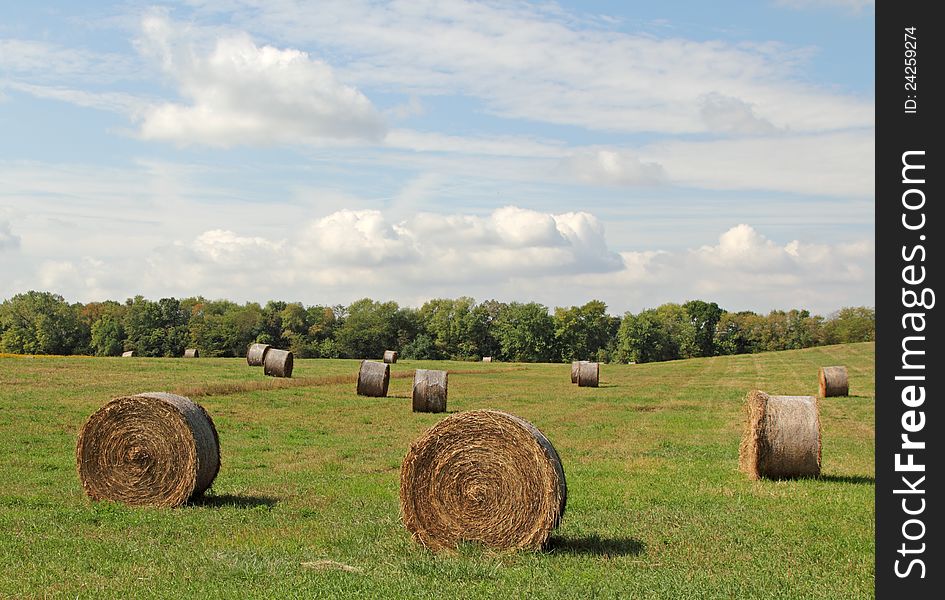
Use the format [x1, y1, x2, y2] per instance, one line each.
[0, 220, 21, 251]
[563, 149, 666, 186]
[135, 14, 387, 146]
[699, 93, 779, 136]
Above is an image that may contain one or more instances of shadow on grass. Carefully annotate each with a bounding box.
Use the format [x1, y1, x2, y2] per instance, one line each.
[818, 474, 875, 485]
[546, 534, 645, 556]
[192, 493, 279, 508]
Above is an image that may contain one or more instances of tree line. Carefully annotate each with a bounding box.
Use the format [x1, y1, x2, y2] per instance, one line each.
[0, 291, 875, 363]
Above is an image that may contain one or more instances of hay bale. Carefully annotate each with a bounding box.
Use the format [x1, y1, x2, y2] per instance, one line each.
[739, 390, 821, 480]
[570, 360, 588, 384]
[183, 348, 199, 358]
[819, 366, 849, 397]
[577, 361, 599, 387]
[383, 350, 399, 364]
[246, 343, 270, 366]
[264, 348, 293, 378]
[482, 357, 492, 363]
[357, 360, 390, 397]
[400, 409, 567, 551]
[75, 392, 220, 507]
[121, 351, 134, 358]
[412, 369, 448, 413]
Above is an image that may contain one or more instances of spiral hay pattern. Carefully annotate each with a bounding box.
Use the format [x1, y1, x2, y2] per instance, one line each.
[400, 410, 567, 551]
[76, 392, 220, 507]
[739, 390, 821, 480]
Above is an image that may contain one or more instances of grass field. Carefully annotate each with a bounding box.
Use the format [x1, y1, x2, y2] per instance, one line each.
[0, 343, 875, 599]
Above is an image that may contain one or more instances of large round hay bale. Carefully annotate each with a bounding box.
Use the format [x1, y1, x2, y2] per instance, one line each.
[357, 360, 390, 397]
[246, 343, 270, 366]
[819, 366, 849, 397]
[412, 369, 448, 413]
[121, 350, 134, 358]
[383, 350, 399, 364]
[482, 357, 492, 363]
[76, 392, 220, 507]
[400, 409, 567, 551]
[577, 361, 599, 387]
[570, 360, 588, 384]
[264, 348, 293, 378]
[739, 390, 821, 480]
[183, 348, 199, 358]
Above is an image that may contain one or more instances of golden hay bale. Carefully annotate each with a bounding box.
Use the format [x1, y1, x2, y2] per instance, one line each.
[246, 343, 270, 366]
[121, 351, 135, 358]
[400, 409, 567, 551]
[482, 357, 492, 363]
[412, 369, 448, 413]
[183, 348, 199, 358]
[383, 350, 399, 364]
[819, 366, 849, 397]
[577, 361, 599, 387]
[570, 360, 588, 384]
[357, 360, 390, 397]
[739, 390, 821, 480]
[76, 392, 220, 507]
[263, 349, 293, 378]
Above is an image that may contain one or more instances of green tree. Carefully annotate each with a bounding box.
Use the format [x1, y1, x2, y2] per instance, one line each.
[492, 302, 557, 362]
[683, 300, 723, 357]
[123, 296, 189, 357]
[615, 303, 697, 363]
[90, 313, 125, 356]
[554, 300, 618, 362]
[823, 307, 875, 344]
[0, 291, 88, 355]
[334, 298, 415, 359]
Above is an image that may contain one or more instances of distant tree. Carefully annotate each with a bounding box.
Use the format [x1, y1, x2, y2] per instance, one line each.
[469, 299, 504, 360]
[90, 313, 125, 356]
[334, 298, 409, 359]
[417, 297, 480, 360]
[554, 300, 618, 362]
[123, 296, 189, 357]
[400, 333, 438, 360]
[713, 311, 765, 355]
[615, 303, 697, 363]
[0, 291, 88, 355]
[492, 302, 557, 362]
[823, 307, 875, 344]
[683, 300, 723, 357]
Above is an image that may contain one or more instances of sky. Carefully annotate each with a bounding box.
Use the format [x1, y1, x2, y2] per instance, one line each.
[0, 0, 875, 315]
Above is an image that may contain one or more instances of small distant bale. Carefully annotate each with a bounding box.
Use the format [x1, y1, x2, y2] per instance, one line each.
[400, 409, 567, 550]
[739, 390, 821, 480]
[482, 357, 492, 363]
[358, 360, 390, 397]
[264, 349, 293, 378]
[412, 369, 448, 413]
[577, 362, 599, 387]
[76, 392, 220, 507]
[246, 343, 270, 366]
[570, 360, 588, 384]
[183, 348, 199, 358]
[121, 351, 135, 358]
[819, 366, 849, 397]
[383, 350, 399, 364]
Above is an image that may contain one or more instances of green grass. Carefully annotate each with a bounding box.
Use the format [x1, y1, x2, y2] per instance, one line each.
[0, 344, 875, 599]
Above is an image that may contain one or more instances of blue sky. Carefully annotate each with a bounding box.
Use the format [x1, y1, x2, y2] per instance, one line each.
[0, 0, 874, 314]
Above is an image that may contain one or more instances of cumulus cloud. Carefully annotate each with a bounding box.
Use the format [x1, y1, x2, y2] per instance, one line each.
[135, 14, 386, 146]
[699, 93, 779, 136]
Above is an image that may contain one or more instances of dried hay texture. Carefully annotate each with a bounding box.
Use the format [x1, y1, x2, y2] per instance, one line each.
[357, 360, 390, 397]
[577, 362, 599, 387]
[246, 343, 271, 366]
[482, 357, 492, 363]
[183, 348, 199, 358]
[76, 392, 220, 507]
[570, 360, 588, 384]
[383, 350, 399, 364]
[264, 349, 294, 378]
[412, 369, 448, 413]
[739, 390, 821, 480]
[121, 351, 134, 358]
[819, 366, 849, 397]
[400, 409, 567, 551]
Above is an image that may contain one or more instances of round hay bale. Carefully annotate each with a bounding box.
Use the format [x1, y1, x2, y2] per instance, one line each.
[482, 357, 492, 363]
[183, 348, 199, 358]
[357, 360, 390, 397]
[739, 390, 821, 480]
[121, 350, 134, 358]
[264, 348, 293, 378]
[400, 409, 567, 551]
[383, 350, 399, 364]
[412, 369, 448, 413]
[819, 366, 849, 397]
[75, 392, 220, 507]
[246, 343, 270, 366]
[577, 361, 599, 387]
[570, 360, 588, 384]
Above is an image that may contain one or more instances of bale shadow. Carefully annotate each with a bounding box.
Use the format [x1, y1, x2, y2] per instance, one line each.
[546, 534, 645, 556]
[192, 493, 279, 508]
[818, 474, 875, 485]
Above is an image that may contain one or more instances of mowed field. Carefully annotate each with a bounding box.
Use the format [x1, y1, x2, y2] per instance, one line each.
[0, 343, 874, 599]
